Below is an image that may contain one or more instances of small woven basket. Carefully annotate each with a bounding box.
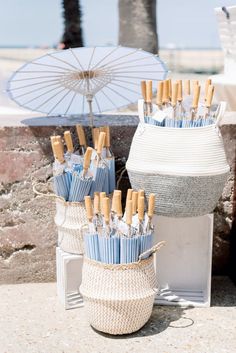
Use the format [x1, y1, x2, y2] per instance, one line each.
[126, 100, 230, 217]
[80, 241, 165, 335]
[55, 197, 87, 254]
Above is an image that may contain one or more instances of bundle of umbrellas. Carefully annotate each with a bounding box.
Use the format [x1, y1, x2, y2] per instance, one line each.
[50, 125, 116, 202]
[141, 78, 217, 128]
[83, 189, 155, 264]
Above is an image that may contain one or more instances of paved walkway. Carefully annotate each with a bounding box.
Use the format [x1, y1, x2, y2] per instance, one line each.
[0, 277, 236, 353]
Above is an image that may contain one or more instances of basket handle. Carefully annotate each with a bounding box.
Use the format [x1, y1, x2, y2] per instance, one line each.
[138, 241, 165, 262]
[32, 181, 63, 200]
[215, 101, 227, 127]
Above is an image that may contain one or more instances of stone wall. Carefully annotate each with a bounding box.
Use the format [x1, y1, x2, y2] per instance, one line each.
[0, 114, 235, 283]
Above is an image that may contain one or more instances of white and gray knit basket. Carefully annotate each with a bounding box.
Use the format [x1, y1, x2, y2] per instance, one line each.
[80, 242, 164, 335]
[126, 100, 230, 218]
[55, 197, 87, 255]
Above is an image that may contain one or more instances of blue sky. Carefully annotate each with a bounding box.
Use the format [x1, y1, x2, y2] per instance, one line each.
[0, 0, 236, 48]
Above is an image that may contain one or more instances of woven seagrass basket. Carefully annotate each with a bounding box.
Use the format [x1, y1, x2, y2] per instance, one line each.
[126, 100, 230, 218]
[80, 241, 164, 335]
[55, 197, 87, 254]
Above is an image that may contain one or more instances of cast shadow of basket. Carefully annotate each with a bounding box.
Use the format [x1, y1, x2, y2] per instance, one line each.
[92, 305, 194, 339]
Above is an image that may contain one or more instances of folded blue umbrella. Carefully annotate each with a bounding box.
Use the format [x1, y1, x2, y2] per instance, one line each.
[68, 172, 93, 202]
[84, 233, 100, 261]
[120, 236, 141, 264]
[53, 173, 70, 200]
[140, 233, 153, 259]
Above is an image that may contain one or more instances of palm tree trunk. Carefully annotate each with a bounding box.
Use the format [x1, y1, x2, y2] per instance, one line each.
[61, 0, 83, 48]
[118, 0, 158, 54]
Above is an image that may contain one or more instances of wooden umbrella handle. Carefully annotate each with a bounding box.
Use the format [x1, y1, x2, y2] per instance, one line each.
[115, 194, 123, 218]
[192, 84, 201, 109]
[146, 80, 152, 103]
[132, 191, 138, 215]
[100, 192, 106, 215]
[177, 80, 183, 102]
[76, 125, 87, 147]
[50, 136, 57, 157]
[92, 127, 100, 150]
[125, 199, 133, 226]
[83, 147, 93, 171]
[94, 192, 100, 214]
[138, 196, 145, 222]
[162, 80, 169, 103]
[64, 131, 73, 153]
[53, 141, 64, 164]
[184, 80, 190, 95]
[100, 126, 110, 147]
[156, 81, 163, 106]
[148, 193, 155, 218]
[126, 188, 133, 207]
[206, 85, 214, 108]
[84, 196, 93, 222]
[141, 81, 147, 101]
[97, 132, 106, 155]
[204, 79, 212, 101]
[171, 82, 178, 107]
[168, 79, 172, 100]
[103, 197, 110, 224]
[111, 190, 121, 212]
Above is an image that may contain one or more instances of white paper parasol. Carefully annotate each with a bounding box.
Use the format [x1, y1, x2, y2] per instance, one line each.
[7, 46, 167, 124]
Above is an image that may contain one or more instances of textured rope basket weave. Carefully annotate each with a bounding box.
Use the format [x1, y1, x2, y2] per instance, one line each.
[126, 100, 230, 217]
[33, 182, 87, 255]
[80, 241, 165, 335]
[55, 197, 87, 255]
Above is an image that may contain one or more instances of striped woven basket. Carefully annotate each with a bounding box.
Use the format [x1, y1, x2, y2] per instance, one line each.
[80, 241, 165, 335]
[126, 100, 230, 218]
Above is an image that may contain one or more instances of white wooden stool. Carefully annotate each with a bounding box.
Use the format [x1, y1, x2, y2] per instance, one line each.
[56, 247, 83, 309]
[153, 214, 213, 307]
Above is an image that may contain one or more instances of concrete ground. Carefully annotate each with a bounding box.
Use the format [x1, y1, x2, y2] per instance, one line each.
[0, 277, 235, 353]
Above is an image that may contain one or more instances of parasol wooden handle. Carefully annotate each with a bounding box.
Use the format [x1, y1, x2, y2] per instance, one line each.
[111, 190, 121, 212]
[115, 194, 123, 218]
[76, 124, 87, 147]
[184, 80, 190, 95]
[84, 196, 93, 222]
[97, 132, 106, 155]
[177, 80, 183, 102]
[192, 84, 201, 109]
[146, 80, 152, 103]
[171, 82, 178, 107]
[126, 188, 133, 207]
[94, 192, 100, 214]
[141, 81, 147, 101]
[162, 80, 169, 103]
[204, 79, 212, 102]
[103, 197, 110, 224]
[126, 199, 133, 226]
[138, 196, 145, 222]
[64, 131, 73, 153]
[100, 126, 110, 147]
[50, 136, 57, 157]
[148, 193, 155, 218]
[53, 141, 64, 164]
[132, 191, 138, 215]
[83, 147, 93, 171]
[93, 127, 100, 150]
[100, 192, 106, 215]
[156, 81, 163, 106]
[137, 189, 144, 210]
[168, 79, 172, 100]
[206, 85, 214, 108]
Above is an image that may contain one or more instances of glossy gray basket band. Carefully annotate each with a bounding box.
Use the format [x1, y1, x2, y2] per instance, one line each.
[128, 171, 229, 217]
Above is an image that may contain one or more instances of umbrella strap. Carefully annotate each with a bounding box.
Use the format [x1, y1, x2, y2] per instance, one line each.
[116, 167, 126, 189]
[138, 241, 166, 262]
